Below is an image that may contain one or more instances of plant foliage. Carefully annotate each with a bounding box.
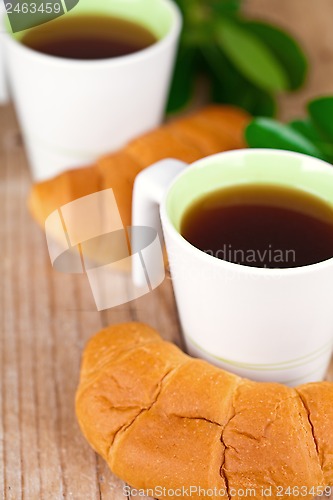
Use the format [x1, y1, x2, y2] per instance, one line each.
[245, 96, 333, 163]
[167, 0, 308, 116]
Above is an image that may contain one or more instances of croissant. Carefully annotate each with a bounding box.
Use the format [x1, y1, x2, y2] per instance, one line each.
[28, 106, 249, 229]
[76, 323, 333, 500]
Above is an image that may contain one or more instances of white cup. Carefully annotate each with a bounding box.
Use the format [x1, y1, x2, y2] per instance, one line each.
[132, 150, 333, 385]
[0, 0, 181, 180]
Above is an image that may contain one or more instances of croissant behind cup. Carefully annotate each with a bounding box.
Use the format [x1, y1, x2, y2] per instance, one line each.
[28, 105, 250, 230]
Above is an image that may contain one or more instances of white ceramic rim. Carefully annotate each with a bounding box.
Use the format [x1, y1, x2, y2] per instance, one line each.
[2, 0, 182, 68]
[160, 148, 333, 277]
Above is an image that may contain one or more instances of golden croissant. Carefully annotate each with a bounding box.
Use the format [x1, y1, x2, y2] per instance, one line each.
[29, 105, 249, 228]
[76, 323, 333, 500]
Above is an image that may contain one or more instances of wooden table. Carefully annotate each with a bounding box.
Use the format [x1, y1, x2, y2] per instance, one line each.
[1, 104, 185, 499]
[1, 1, 333, 498]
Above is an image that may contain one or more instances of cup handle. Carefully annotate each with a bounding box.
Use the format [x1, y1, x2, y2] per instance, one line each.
[132, 158, 187, 286]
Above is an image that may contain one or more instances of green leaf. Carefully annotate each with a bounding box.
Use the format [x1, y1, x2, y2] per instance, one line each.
[245, 118, 327, 160]
[170, 0, 185, 13]
[242, 88, 277, 117]
[201, 45, 277, 116]
[166, 46, 198, 114]
[211, 73, 277, 116]
[210, 0, 242, 17]
[181, 22, 213, 47]
[308, 96, 333, 142]
[244, 21, 308, 90]
[217, 18, 289, 92]
[289, 119, 333, 162]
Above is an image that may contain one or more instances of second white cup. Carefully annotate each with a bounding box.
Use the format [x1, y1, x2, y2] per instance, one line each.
[133, 150, 333, 385]
[1, 0, 181, 180]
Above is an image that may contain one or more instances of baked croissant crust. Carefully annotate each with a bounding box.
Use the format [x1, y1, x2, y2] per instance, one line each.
[29, 106, 249, 229]
[76, 323, 333, 499]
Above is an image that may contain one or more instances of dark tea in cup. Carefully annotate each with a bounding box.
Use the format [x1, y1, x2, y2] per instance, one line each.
[180, 183, 333, 268]
[21, 14, 157, 60]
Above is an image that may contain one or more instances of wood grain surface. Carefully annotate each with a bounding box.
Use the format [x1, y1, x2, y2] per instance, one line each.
[1, 1, 333, 498]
